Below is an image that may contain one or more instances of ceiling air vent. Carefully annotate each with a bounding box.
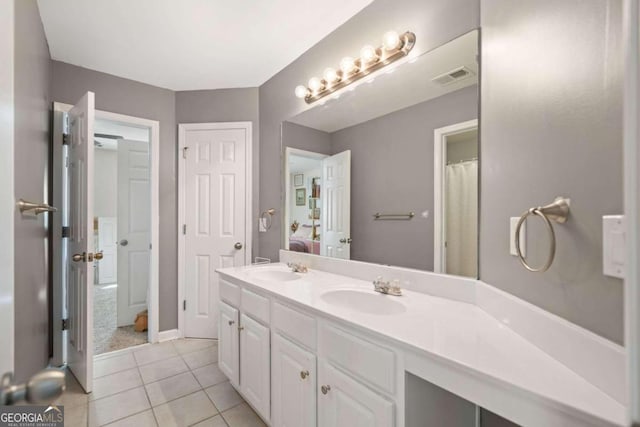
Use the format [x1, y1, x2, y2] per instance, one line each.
[431, 66, 474, 86]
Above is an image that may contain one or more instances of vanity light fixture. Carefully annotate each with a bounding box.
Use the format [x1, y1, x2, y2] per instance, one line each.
[294, 30, 416, 104]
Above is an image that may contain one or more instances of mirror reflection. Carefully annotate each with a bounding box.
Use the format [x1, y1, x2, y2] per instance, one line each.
[283, 30, 479, 277]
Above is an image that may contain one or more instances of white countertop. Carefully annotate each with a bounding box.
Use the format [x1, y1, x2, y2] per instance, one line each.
[216, 263, 626, 427]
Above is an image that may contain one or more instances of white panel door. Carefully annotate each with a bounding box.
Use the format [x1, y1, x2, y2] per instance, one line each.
[219, 301, 239, 387]
[117, 139, 150, 327]
[240, 314, 270, 421]
[66, 91, 95, 392]
[97, 217, 117, 284]
[183, 126, 247, 338]
[318, 360, 394, 427]
[272, 333, 317, 427]
[321, 150, 351, 259]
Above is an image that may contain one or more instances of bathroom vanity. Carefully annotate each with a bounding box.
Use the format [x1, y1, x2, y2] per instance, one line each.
[216, 255, 625, 427]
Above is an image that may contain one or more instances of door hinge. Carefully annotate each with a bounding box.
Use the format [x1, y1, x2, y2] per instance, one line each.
[61, 318, 69, 331]
[62, 133, 69, 145]
[182, 224, 187, 235]
[182, 147, 189, 159]
[183, 300, 186, 311]
[61, 226, 70, 238]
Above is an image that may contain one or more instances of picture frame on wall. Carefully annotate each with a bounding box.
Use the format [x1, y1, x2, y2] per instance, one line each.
[294, 174, 304, 187]
[296, 188, 306, 206]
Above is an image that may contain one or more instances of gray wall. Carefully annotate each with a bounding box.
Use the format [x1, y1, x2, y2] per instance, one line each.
[51, 61, 178, 331]
[175, 88, 260, 260]
[258, 0, 480, 261]
[330, 86, 478, 270]
[281, 121, 332, 156]
[480, 0, 624, 343]
[13, 0, 51, 381]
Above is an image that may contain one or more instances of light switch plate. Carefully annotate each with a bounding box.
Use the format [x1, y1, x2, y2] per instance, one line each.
[510, 217, 526, 256]
[603, 215, 625, 279]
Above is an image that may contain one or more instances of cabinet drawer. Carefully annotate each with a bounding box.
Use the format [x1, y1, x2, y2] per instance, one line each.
[318, 323, 396, 395]
[273, 302, 317, 350]
[219, 279, 240, 307]
[241, 288, 270, 324]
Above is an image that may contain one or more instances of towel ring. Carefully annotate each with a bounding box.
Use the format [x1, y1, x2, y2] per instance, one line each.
[514, 197, 570, 273]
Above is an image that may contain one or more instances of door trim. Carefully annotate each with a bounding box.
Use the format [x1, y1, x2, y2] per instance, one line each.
[52, 103, 160, 365]
[177, 122, 253, 338]
[433, 119, 478, 274]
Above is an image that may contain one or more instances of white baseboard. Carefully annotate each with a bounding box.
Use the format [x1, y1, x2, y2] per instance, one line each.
[158, 329, 181, 342]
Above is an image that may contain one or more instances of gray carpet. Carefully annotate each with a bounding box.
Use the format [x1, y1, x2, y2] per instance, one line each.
[93, 284, 147, 355]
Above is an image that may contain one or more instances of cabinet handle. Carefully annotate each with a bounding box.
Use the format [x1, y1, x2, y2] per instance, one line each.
[228, 320, 235, 326]
[300, 370, 310, 379]
[321, 385, 331, 395]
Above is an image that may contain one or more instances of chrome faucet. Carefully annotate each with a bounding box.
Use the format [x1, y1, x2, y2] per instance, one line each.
[373, 276, 402, 296]
[287, 262, 308, 273]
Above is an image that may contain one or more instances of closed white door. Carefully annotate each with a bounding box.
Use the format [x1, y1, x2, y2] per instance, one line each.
[218, 301, 239, 387]
[318, 360, 394, 427]
[66, 91, 95, 392]
[321, 150, 351, 259]
[182, 124, 248, 338]
[272, 333, 317, 427]
[97, 217, 117, 284]
[240, 313, 270, 421]
[117, 139, 150, 327]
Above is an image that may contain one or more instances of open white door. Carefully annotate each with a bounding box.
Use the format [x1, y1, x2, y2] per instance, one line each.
[321, 150, 351, 259]
[66, 91, 95, 392]
[117, 139, 150, 327]
[97, 217, 117, 284]
[181, 123, 249, 339]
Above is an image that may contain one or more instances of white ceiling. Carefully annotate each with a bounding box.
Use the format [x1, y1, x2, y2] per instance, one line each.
[37, 0, 374, 91]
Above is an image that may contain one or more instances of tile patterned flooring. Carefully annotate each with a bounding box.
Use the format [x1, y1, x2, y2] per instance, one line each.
[58, 339, 266, 427]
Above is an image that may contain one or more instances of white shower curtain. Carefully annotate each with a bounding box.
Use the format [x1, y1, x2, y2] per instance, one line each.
[445, 160, 478, 277]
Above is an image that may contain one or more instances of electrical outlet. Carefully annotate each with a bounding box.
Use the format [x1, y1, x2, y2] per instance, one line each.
[603, 215, 625, 279]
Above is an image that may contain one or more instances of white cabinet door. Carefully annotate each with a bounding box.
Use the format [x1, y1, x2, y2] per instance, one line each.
[318, 360, 394, 427]
[272, 333, 316, 427]
[219, 301, 239, 386]
[240, 313, 270, 421]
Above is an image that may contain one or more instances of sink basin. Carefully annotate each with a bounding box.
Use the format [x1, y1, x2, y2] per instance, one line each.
[249, 269, 301, 282]
[320, 289, 406, 315]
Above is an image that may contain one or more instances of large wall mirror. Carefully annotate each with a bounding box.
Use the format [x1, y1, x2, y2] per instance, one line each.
[281, 30, 479, 278]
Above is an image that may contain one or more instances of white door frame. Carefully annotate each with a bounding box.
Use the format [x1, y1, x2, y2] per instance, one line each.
[433, 119, 478, 274]
[0, 0, 14, 376]
[52, 103, 160, 365]
[177, 122, 253, 337]
[282, 147, 328, 251]
[623, 0, 640, 424]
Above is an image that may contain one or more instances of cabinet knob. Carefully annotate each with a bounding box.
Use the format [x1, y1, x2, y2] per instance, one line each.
[300, 370, 309, 379]
[321, 385, 331, 395]
[228, 320, 235, 326]
[238, 326, 244, 331]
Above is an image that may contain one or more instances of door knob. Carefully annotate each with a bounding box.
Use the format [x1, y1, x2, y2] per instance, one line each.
[94, 251, 104, 260]
[321, 385, 331, 395]
[339, 238, 353, 244]
[234, 242, 243, 250]
[228, 320, 235, 326]
[71, 253, 85, 262]
[119, 239, 128, 246]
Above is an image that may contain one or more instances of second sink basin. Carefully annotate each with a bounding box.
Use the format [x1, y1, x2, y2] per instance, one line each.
[249, 268, 301, 282]
[320, 289, 406, 315]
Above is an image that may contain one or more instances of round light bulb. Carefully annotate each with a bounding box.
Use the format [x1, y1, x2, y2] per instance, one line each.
[308, 77, 324, 93]
[360, 45, 379, 64]
[323, 67, 340, 84]
[382, 30, 402, 50]
[340, 56, 358, 75]
[294, 85, 309, 99]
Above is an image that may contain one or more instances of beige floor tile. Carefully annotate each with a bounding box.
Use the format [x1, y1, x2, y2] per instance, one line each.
[64, 403, 88, 427]
[94, 353, 137, 378]
[144, 371, 201, 407]
[221, 403, 266, 427]
[152, 391, 217, 427]
[204, 382, 243, 412]
[191, 363, 227, 388]
[54, 370, 89, 409]
[90, 368, 142, 400]
[134, 342, 179, 366]
[171, 339, 215, 355]
[192, 414, 228, 427]
[89, 386, 150, 426]
[104, 409, 157, 427]
[139, 356, 189, 384]
[182, 347, 218, 370]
